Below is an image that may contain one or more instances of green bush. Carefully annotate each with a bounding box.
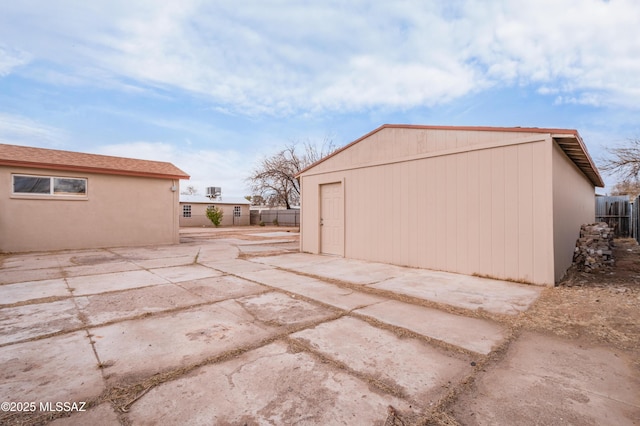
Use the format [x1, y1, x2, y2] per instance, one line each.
[206, 206, 223, 227]
[259, 221, 265, 227]
[273, 218, 279, 226]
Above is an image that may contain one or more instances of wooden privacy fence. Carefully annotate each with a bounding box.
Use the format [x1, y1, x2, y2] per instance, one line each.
[595, 196, 631, 238]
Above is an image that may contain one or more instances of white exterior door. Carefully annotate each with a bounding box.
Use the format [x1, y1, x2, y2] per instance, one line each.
[320, 182, 344, 255]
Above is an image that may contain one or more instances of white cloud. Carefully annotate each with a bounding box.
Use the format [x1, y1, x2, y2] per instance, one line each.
[1, 0, 639, 113]
[0, 113, 66, 146]
[95, 141, 252, 196]
[0, 45, 30, 77]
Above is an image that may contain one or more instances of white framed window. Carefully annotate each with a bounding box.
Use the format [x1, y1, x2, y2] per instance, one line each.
[234, 206, 241, 217]
[12, 174, 87, 197]
[183, 205, 192, 218]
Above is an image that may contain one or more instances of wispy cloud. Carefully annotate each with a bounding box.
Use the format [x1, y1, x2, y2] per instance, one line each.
[1, 0, 639, 115]
[0, 113, 66, 147]
[95, 141, 253, 196]
[0, 45, 30, 77]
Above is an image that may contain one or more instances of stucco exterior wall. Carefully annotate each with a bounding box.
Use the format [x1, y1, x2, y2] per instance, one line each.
[0, 166, 180, 252]
[552, 141, 596, 282]
[179, 203, 250, 227]
[300, 129, 566, 285]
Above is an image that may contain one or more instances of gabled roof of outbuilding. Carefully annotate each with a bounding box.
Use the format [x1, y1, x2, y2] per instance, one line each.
[0, 143, 190, 180]
[298, 124, 604, 187]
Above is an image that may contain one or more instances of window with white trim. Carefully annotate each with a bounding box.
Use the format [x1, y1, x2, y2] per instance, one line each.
[12, 174, 87, 196]
[233, 206, 241, 217]
[183, 205, 192, 217]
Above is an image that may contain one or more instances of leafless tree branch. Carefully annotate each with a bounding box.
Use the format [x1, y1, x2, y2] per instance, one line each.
[246, 138, 338, 209]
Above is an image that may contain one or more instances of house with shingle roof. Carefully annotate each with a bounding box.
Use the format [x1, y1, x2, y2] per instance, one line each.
[0, 143, 190, 252]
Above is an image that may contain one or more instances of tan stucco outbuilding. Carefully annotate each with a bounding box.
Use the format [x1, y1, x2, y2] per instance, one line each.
[298, 125, 604, 286]
[0, 143, 189, 253]
[179, 195, 251, 227]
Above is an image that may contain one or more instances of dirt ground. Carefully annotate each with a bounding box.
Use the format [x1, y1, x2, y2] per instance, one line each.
[431, 238, 640, 425]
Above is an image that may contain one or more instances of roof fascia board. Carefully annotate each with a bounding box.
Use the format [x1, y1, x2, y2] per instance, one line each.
[0, 160, 190, 180]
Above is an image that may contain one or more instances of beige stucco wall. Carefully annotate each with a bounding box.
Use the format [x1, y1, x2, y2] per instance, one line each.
[179, 203, 250, 227]
[0, 166, 180, 252]
[552, 141, 596, 282]
[300, 128, 575, 286]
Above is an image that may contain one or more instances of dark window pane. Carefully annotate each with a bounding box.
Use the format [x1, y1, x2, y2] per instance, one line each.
[13, 176, 50, 194]
[53, 178, 86, 195]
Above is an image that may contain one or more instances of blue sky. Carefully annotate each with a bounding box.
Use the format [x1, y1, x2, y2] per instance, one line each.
[1, 0, 639, 196]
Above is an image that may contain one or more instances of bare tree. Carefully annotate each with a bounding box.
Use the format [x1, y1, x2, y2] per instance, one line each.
[180, 185, 199, 195]
[247, 138, 337, 209]
[610, 179, 640, 200]
[600, 138, 640, 182]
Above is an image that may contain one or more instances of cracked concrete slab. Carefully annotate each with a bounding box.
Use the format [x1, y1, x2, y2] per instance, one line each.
[237, 268, 327, 290]
[90, 301, 277, 384]
[62, 261, 142, 278]
[75, 284, 205, 326]
[453, 332, 640, 425]
[201, 258, 274, 274]
[235, 291, 335, 327]
[149, 264, 220, 283]
[0, 267, 65, 285]
[126, 341, 415, 425]
[0, 278, 69, 305]
[249, 252, 337, 269]
[129, 255, 196, 269]
[369, 271, 542, 315]
[271, 279, 386, 311]
[65, 270, 169, 296]
[0, 299, 84, 345]
[49, 403, 120, 425]
[0, 331, 104, 403]
[176, 275, 267, 302]
[292, 316, 472, 404]
[355, 300, 506, 355]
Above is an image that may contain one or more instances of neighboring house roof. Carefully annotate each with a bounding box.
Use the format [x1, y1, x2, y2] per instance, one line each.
[180, 195, 251, 205]
[298, 124, 604, 187]
[0, 143, 190, 180]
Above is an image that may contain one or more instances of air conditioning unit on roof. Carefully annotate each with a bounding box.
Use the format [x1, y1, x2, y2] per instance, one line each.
[206, 187, 222, 199]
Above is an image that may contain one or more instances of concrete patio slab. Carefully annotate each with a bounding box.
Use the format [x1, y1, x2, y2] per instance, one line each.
[0, 299, 83, 345]
[237, 244, 296, 253]
[201, 258, 274, 274]
[453, 332, 640, 425]
[0, 278, 69, 305]
[249, 252, 337, 269]
[149, 264, 220, 283]
[0, 331, 104, 403]
[126, 341, 415, 425]
[65, 270, 169, 296]
[292, 317, 472, 404]
[91, 301, 277, 384]
[129, 255, 196, 269]
[355, 300, 506, 355]
[249, 231, 300, 237]
[237, 268, 327, 290]
[76, 284, 205, 326]
[176, 275, 267, 302]
[62, 261, 142, 278]
[251, 255, 403, 284]
[370, 271, 543, 315]
[235, 291, 335, 327]
[49, 403, 120, 426]
[272, 279, 386, 311]
[0, 267, 65, 285]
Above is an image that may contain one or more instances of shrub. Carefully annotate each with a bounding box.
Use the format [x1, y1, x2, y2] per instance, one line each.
[206, 206, 223, 227]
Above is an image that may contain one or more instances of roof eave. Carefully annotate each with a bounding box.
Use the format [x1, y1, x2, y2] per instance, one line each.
[0, 160, 190, 180]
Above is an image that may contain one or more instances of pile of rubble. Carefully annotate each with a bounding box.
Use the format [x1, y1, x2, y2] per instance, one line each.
[572, 222, 614, 272]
